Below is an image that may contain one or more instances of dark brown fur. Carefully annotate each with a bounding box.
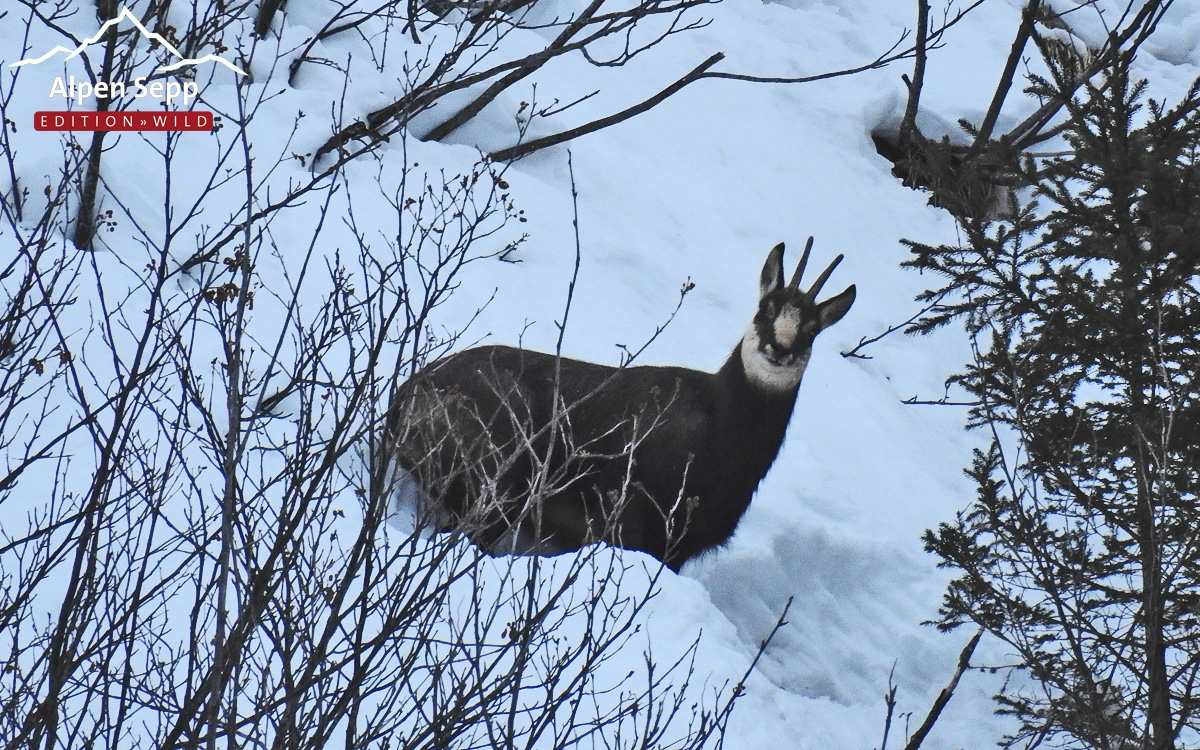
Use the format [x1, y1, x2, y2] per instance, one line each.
[383, 243, 855, 571]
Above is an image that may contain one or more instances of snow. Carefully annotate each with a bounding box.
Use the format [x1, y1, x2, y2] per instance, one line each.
[4, 0, 1200, 747]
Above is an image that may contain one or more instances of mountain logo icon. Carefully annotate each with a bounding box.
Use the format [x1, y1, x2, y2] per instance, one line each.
[9, 6, 246, 76]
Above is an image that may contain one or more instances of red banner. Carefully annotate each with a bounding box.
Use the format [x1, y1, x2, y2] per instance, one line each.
[34, 111, 213, 132]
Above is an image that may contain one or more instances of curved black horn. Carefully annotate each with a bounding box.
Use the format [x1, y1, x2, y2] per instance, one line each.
[808, 253, 844, 298]
[788, 236, 814, 289]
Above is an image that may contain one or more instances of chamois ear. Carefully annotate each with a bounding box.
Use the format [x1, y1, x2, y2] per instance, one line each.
[759, 243, 786, 299]
[816, 284, 856, 331]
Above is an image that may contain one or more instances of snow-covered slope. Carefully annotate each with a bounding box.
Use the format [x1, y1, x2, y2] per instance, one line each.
[436, 3, 1200, 745]
[5, 0, 1200, 747]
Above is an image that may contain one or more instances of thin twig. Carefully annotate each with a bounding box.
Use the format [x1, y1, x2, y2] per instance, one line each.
[694, 596, 794, 746]
[902, 396, 980, 407]
[880, 662, 900, 750]
[490, 53, 723, 162]
[841, 296, 945, 360]
[903, 628, 983, 750]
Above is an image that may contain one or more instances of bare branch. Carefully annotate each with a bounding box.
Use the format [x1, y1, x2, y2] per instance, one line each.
[898, 0, 931, 151]
[968, 0, 1040, 155]
[489, 52, 723, 162]
[1007, 0, 1175, 151]
[903, 628, 983, 750]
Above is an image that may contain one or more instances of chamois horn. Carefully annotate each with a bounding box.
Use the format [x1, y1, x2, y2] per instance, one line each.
[807, 252, 845, 298]
[787, 236, 814, 289]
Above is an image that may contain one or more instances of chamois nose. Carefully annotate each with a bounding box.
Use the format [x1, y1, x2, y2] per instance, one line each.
[765, 342, 788, 360]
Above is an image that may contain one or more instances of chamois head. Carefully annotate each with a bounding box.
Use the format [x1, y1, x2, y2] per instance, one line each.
[740, 239, 856, 393]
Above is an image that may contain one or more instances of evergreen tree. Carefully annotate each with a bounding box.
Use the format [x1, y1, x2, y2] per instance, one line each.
[908, 59, 1200, 750]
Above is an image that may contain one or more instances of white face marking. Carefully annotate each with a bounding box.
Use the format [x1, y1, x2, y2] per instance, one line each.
[740, 324, 809, 393]
[772, 306, 802, 348]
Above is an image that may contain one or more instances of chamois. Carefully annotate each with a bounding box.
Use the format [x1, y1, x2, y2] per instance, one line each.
[383, 240, 855, 571]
